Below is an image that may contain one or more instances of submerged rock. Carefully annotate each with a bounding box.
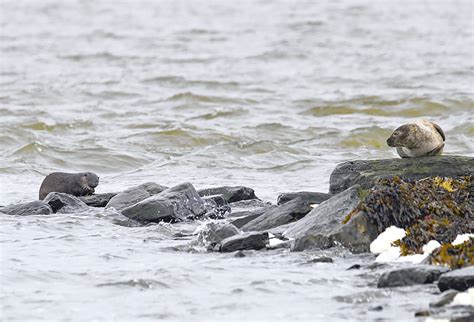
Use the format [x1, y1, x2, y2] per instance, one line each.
[277, 191, 332, 205]
[121, 182, 208, 223]
[377, 265, 449, 288]
[429, 290, 459, 308]
[329, 155, 473, 194]
[241, 197, 312, 232]
[43, 192, 89, 213]
[106, 182, 167, 211]
[79, 193, 118, 207]
[198, 186, 258, 203]
[284, 185, 378, 253]
[0, 201, 52, 216]
[220, 232, 269, 252]
[438, 266, 474, 292]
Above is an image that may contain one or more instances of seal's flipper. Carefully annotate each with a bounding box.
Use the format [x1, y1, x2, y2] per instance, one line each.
[432, 122, 445, 141]
[396, 147, 410, 158]
[427, 143, 444, 156]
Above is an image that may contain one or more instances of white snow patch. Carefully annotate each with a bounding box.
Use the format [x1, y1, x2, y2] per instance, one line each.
[452, 234, 474, 246]
[370, 226, 406, 254]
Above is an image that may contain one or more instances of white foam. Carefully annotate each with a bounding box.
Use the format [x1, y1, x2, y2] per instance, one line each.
[452, 287, 474, 306]
[370, 226, 406, 254]
[452, 234, 474, 246]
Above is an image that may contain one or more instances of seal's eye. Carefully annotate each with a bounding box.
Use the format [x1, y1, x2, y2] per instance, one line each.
[84, 174, 88, 177]
[393, 132, 399, 136]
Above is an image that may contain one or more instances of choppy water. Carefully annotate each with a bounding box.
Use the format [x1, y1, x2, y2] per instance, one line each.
[1, 0, 473, 320]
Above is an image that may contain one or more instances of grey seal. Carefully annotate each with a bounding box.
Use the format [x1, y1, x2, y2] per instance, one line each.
[39, 172, 99, 200]
[386, 120, 445, 158]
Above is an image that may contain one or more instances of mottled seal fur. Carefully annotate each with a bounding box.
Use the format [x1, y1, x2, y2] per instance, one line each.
[39, 172, 99, 200]
[387, 120, 445, 158]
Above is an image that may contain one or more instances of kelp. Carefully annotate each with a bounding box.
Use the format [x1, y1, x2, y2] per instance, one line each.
[429, 238, 474, 269]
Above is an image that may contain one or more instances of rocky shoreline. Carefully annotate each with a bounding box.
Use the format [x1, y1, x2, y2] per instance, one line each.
[1, 155, 473, 320]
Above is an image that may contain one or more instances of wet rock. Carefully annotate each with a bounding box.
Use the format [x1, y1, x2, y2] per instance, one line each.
[438, 266, 474, 292]
[347, 264, 362, 270]
[202, 194, 227, 207]
[121, 182, 207, 223]
[231, 212, 265, 229]
[305, 256, 333, 263]
[414, 311, 430, 317]
[198, 186, 258, 203]
[429, 290, 459, 307]
[79, 193, 118, 207]
[106, 182, 167, 211]
[277, 191, 332, 205]
[229, 199, 275, 229]
[284, 185, 379, 253]
[43, 192, 89, 213]
[220, 232, 269, 252]
[201, 195, 231, 219]
[377, 265, 449, 288]
[241, 197, 312, 232]
[329, 155, 473, 194]
[0, 201, 52, 216]
[192, 222, 240, 251]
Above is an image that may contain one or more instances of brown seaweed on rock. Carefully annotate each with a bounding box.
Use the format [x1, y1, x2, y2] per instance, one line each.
[344, 176, 473, 255]
[429, 238, 474, 269]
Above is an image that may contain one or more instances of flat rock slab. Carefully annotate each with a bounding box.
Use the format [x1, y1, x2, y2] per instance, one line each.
[377, 266, 449, 288]
[284, 185, 379, 253]
[106, 182, 167, 211]
[438, 266, 474, 292]
[79, 193, 118, 207]
[43, 192, 89, 213]
[121, 182, 208, 223]
[329, 156, 474, 194]
[241, 197, 312, 232]
[198, 186, 258, 203]
[277, 191, 332, 205]
[220, 232, 269, 252]
[0, 201, 52, 216]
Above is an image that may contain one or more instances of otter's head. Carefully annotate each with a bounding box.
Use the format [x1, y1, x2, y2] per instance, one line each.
[79, 172, 99, 194]
[387, 124, 419, 148]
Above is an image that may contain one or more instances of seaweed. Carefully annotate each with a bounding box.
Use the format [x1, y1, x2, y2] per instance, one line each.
[345, 175, 473, 255]
[429, 238, 474, 269]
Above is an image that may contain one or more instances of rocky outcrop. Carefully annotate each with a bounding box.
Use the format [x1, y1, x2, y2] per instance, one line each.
[79, 193, 118, 207]
[43, 192, 89, 213]
[438, 266, 474, 292]
[377, 266, 449, 288]
[121, 182, 208, 223]
[198, 186, 258, 203]
[220, 232, 269, 252]
[241, 197, 312, 232]
[0, 201, 52, 216]
[284, 185, 379, 253]
[277, 191, 332, 205]
[329, 156, 473, 194]
[106, 182, 167, 211]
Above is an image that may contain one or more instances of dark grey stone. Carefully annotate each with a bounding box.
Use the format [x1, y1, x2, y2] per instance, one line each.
[220, 232, 269, 252]
[329, 156, 474, 194]
[192, 222, 240, 251]
[79, 193, 118, 207]
[106, 182, 167, 211]
[43, 192, 89, 213]
[241, 197, 312, 232]
[228, 199, 276, 228]
[377, 266, 449, 288]
[198, 186, 258, 203]
[438, 266, 474, 292]
[121, 182, 207, 223]
[0, 201, 52, 216]
[284, 185, 379, 253]
[202, 194, 227, 207]
[277, 191, 332, 205]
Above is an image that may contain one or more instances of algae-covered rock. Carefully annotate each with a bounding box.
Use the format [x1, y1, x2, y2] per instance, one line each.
[429, 238, 474, 269]
[329, 156, 473, 194]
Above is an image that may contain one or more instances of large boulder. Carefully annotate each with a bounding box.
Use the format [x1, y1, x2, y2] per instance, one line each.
[377, 266, 449, 288]
[121, 182, 208, 223]
[198, 186, 258, 203]
[284, 185, 379, 253]
[0, 201, 52, 216]
[241, 197, 312, 232]
[277, 191, 332, 205]
[438, 266, 474, 292]
[43, 192, 89, 213]
[106, 182, 167, 211]
[329, 156, 473, 194]
[79, 193, 118, 207]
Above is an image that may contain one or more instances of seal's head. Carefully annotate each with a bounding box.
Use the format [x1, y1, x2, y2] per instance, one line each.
[386, 123, 420, 149]
[78, 172, 99, 195]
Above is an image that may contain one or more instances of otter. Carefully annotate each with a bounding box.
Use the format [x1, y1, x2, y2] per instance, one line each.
[386, 120, 445, 158]
[39, 172, 99, 200]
